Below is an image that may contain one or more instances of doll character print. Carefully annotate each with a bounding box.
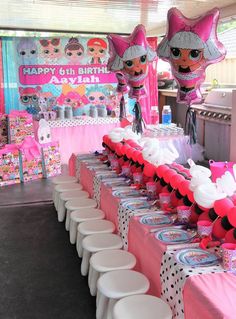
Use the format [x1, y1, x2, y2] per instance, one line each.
[86, 85, 109, 117]
[19, 86, 41, 116]
[64, 37, 84, 64]
[57, 84, 89, 109]
[157, 8, 226, 104]
[17, 38, 38, 64]
[87, 38, 107, 64]
[108, 25, 156, 99]
[39, 38, 62, 64]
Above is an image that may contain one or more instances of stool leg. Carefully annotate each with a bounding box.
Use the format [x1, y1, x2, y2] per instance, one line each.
[57, 199, 66, 222]
[53, 189, 56, 207]
[106, 298, 117, 319]
[55, 191, 60, 210]
[96, 292, 108, 319]
[69, 219, 78, 244]
[81, 249, 91, 276]
[65, 209, 71, 231]
[78, 234, 85, 258]
[76, 231, 82, 257]
[89, 268, 99, 296]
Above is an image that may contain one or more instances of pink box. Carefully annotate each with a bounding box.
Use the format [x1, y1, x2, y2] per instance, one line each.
[41, 141, 61, 178]
[0, 144, 21, 187]
[0, 113, 8, 147]
[8, 110, 34, 144]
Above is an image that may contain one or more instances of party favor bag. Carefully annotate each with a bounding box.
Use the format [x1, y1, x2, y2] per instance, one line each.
[19, 137, 43, 182]
[0, 144, 21, 187]
[0, 113, 8, 147]
[8, 110, 34, 144]
[41, 141, 61, 178]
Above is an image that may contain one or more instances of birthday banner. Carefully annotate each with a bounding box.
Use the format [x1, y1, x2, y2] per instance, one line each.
[2, 36, 122, 116]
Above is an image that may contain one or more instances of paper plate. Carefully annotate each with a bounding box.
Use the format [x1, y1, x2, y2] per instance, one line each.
[155, 228, 196, 244]
[139, 213, 173, 226]
[112, 188, 141, 198]
[175, 248, 220, 267]
[122, 199, 151, 211]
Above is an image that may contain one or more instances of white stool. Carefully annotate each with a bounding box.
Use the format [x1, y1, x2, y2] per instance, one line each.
[65, 198, 97, 231]
[81, 233, 123, 276]
[53, 182, 82, 209]
[89, 249, 136, 296]
[57, 190, 89, 222]
[113, 294, 172, 319]
[77, 219, 115, 258]
[69, 208, 105, 244]
[52, 175, 77, 203]
[96, 270, 150, 319]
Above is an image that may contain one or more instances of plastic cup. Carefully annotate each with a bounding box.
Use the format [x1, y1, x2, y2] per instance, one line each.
[111, 159, 119, 170]
[197, 220, 213, 237]
[133, 172, 143, 184]
[122, 165, 130, 176]
[177, 206, 191, 223]
[159, 192, 171, 210]
[146, 182, 157, 200]
[221, 243, 236, 271]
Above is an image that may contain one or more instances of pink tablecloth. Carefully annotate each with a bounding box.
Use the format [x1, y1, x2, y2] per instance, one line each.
[79, 162, 95, 198]
[80, 160, 236, 319]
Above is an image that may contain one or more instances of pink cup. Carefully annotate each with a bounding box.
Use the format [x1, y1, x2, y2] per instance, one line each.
[159, 192, 171, 210]
[122, 165, 130, 176]
[197, 220, 213, 237]
[111, 159, 119, 170]
[146, 182, 157, 200]
[221, 243, 236, 271]
[177, 206, 191, 223]
[133, 172, 143, 184]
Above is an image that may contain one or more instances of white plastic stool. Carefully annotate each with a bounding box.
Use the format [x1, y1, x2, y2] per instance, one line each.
[52, 176, 77, 206]
[69, 208, 105, 244]
[57, 190, 89, 222]
[65, 198, 97, 231]
[113, 294, 173, 319]
[53, 182, 82, 209]
[81, 233, 123, 276]
[96, 270, 150, 319]
[77, 219, 115, 258]
[89, 249, 136, 296]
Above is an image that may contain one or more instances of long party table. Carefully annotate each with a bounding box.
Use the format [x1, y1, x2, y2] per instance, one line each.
[34, 117, 119, 164]
[77, 155, 236, 319]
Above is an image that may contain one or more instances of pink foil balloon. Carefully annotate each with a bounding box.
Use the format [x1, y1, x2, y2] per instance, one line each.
[107, 24, 156, 99]
[157, 7, 226, 105]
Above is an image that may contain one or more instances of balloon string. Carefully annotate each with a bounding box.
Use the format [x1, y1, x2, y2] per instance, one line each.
[119, 95, 126, 121]
[185, 105, 197, 144]
[132, 100, 145, 134]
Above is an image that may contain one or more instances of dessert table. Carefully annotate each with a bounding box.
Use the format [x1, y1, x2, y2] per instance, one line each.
[76, 155, 236, 319]
[33, 117, 120, 164]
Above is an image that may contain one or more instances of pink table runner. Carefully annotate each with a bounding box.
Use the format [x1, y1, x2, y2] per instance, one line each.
[79, 162, 95, 197]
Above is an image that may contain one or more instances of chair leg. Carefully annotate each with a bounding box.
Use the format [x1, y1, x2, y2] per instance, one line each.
[52, 189, 56, 207]
[78, 233, 85, 258]
[81, 249, 91, 276]
[106, 298, 117, 319]
[65, 210, 71, 231]
[89, 268, 100, 296]
[96, 292, 108, 319]
[55, 191, 59, 210]
[76, 231, 83, 257]
[69, 219, 78, 244]
[57, 199, 66, 222]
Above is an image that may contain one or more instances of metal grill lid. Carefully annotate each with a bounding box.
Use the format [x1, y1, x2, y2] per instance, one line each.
[203, 89, 233, 110]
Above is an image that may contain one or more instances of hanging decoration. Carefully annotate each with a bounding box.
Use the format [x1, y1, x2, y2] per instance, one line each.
[107, 24, 157, 133]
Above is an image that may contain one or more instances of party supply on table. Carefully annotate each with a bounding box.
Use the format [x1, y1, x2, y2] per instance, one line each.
[221, 243, 236, 271]
[122, 198, 151, 211]
[159, 192, 171, 210]
[177, 205, 191, 223]
[175, 248, 220, 267]
[155, 227, 196, 244]
[112, 188, 141, 198]
[139, 213, 173, 226]
[197, 220, 213, 237]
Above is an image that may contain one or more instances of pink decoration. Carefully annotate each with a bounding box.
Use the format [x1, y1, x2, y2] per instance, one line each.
[157, 7, 226, 105]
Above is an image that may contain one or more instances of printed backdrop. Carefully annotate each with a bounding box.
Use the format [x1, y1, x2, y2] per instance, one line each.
[2, 36, 124, 116]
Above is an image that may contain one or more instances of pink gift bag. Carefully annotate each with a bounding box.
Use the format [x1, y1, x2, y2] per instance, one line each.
[0, 144, 21, 187]
[41, 141, 61, 178]
[0, 113, 8, 147]
[8, 110, 34, 144]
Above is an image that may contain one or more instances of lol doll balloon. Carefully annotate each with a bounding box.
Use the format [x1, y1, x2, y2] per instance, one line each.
[157, 8, 226, 105]
[107, 25, 156, 133]
[107, 24, 156, 100]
